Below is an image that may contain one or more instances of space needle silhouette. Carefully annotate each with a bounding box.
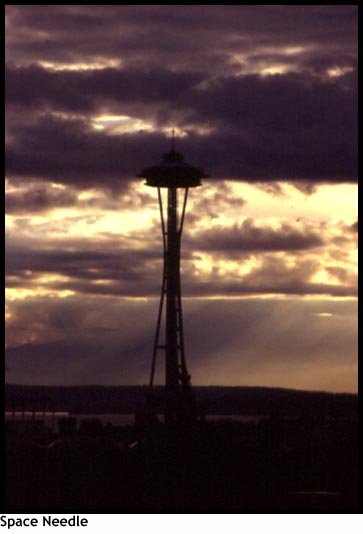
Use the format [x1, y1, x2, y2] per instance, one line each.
[138, 133, 208, 423]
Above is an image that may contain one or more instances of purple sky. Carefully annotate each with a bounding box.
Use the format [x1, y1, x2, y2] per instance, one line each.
[5, 6, 357, 391]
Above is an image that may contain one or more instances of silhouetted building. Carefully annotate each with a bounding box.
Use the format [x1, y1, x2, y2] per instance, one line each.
[138, 143, 208, 423]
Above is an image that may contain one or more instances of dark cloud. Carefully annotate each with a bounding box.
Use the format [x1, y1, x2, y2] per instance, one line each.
[6, 6, 357, 70]
[187, 218, 324, 254]
[5, 180, 155, 214]
[5, 101, 357, 189]
[5, 221, 356, 299]
[6, 115, 142, 190]
[6, 241, 162, 292]
[325, 266, 356, 285]
[302, 53, 357, 77]
[190, 182, 246, 220]
[252, 182, 286, 197]
[5, 63, 204, 114]
[5, 184, 78, 214]
[184, 256, 357, 299]
[5, 5, 358, 187]
[6, 65, 357, 186]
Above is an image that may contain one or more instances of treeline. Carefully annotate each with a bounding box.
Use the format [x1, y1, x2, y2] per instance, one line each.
[5, 384, 357, 418]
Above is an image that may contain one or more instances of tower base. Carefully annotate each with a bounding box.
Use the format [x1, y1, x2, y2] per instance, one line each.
[146, 386, 198, 426]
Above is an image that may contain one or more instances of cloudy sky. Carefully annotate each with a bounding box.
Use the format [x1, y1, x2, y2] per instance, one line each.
[5, 5, 357, 392]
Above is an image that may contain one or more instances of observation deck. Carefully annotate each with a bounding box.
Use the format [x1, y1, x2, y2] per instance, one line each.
[138, 149, 208, 188]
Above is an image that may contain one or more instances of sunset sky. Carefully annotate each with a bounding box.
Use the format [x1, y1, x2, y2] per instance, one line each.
[5, 5, 357, 392]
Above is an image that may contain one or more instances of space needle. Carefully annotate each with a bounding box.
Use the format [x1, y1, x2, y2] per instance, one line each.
[138, 137, 208, 423]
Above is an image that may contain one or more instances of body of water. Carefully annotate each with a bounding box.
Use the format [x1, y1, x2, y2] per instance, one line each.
[5, 411, 270, 429]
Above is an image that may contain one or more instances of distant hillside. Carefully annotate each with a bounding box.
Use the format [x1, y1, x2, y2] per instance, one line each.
[5, 384, 358, 418]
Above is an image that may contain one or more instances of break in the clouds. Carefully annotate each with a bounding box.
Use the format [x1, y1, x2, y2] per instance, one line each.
[5, 6, 358, 392]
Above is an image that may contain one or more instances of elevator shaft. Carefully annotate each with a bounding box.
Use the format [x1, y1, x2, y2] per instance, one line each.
[165, 186, 180, 390]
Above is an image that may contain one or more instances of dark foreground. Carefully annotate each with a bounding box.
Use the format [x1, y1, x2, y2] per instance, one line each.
[5, 416, 358, 511]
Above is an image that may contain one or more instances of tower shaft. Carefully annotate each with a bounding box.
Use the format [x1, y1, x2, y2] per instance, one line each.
[165, 186, 180, 391]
